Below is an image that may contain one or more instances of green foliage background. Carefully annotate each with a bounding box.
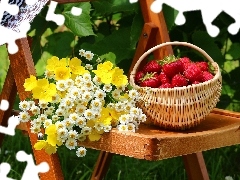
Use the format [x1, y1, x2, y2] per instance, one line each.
[1, 1, 240, 179]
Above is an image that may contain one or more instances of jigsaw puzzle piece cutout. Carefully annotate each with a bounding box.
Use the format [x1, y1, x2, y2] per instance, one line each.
[0, 162, 16, 180]
[46, 1, 65, 26]
[0, 115, 20, 136]
[0, 0, 19, 20]
[46, 0, 82, 25]
[16, 151, 49, 180]
[0, 99, 9, 111]
[0, 20, 30, 54]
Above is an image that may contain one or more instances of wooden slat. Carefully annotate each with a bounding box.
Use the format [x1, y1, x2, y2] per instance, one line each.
[78, 111, 240, 160]
[8, 38, 64, 180]
[0, 67, 17, 145]
[139, 0, 173, 59]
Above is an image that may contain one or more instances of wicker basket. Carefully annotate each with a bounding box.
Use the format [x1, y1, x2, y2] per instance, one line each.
[129, 42, 222, 130]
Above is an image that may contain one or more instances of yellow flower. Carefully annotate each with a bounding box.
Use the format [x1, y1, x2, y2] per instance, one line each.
[88, 129, 102, 141]
[34, 140, 57, 155]
[111, 67, 128, 87]
[54, 67, 71, 80]
[32, 79, 56, 102]
[72, 66, 89, 76]
[46, 56, 68, 72]
[34, 124, 62, 155]
[23, 75, 37, 91]
[97, 107, 112, 126]
[69, 57, 82, 74]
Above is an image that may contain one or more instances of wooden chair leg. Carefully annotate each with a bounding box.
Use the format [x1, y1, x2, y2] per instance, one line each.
[0, 67, 17, 145]
[8, 38, 64, 180]
[182, 152, 210, 180]
[91, 151, 113, 180]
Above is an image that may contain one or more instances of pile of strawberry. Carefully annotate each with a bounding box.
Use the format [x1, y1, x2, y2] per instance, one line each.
[135, 56, 214, 88]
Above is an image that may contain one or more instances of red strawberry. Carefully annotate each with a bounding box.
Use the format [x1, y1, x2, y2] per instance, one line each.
[183, 63, 203, 83]
[196, 61, 208, 71]
[143, 60, 161, 73]
[158, 71, 170, 84]
[171, 74, 188, 87]
[201, 71, 214, 82]
[159, 83, 173, 88]
[140, 73, 160, 88]
[162, 60, 184, 78]
[179, 57, 192, 71]
[135, 71, 145, 84]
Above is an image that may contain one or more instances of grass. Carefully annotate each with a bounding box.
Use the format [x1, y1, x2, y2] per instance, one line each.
[0, 45, 240, 179]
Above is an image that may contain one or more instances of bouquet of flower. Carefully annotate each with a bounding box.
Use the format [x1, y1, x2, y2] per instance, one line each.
[17, 50, 146, 157]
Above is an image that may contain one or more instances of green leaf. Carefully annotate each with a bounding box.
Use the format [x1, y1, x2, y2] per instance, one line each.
[92, 0, 140, 16]
[44, 31, 75, 58]
[63, 3, 95, 37]
[100, 52, 116, 65]
[162, 4, 178, 31]
[227, 43, 240, 59]
[192, 31, 225, 68]
[130, 12, 144, 49]
[81, 27, 132, 64]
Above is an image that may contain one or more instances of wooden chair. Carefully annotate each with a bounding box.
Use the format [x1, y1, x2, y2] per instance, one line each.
[1, 1, 240, 180]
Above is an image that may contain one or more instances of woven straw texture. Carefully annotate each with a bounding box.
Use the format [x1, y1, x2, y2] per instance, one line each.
[130, 42, 222, 130]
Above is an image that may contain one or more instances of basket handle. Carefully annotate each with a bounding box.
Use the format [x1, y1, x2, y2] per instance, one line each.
[130, 41, 218, 77]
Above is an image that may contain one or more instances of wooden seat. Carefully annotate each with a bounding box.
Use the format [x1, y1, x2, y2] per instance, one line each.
[1, 1, 240, 180]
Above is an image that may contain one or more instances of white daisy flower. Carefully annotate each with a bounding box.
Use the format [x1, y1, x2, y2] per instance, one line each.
[44, 106, 54, 116]
[103, 84, 112, 92]
[39, 114, 48, 122]
[75, 76, 84, 87]
[76, 147, 87, 157]
[62, 118, 75, 129]
[85, 64, 93, 70]
[61, 97, 74, 108]
[116, 85, 126, 92]
[19, 100, 31, 111]
[56, 109, 64, 117]
[75, 104, 87, 116]
[84, 51, 94, 61]
[65, 79, 74, 89]
[18, 111, 30, 123]
[51, 94, 61, 103]
[57, 128, 68, 141]
[30, 105, 40, 115]
[117, 124, 128, 132]
[56, 80, 68, 91]
[65, 139, 77, 150]
[55, 121, 65, 129]
[115, 102, 124, 112]
[93, 76, 102, 86]
[91, 99, 102, 110]
[130, 107, 141, 116]
[138, 113, 147, 122]
[82, 91, 93, 102]
[128, 89, 139, 99]
[81, 127, 92, 135]
[44, 70, 54, 79]
[127, 123, 136, 132]
[79, 49, 85, 57]
[68, 86, 81, 99]
[39, 101, 48, 109]
[96, 57, 102, 63]
[69, 113, 80, 122]
[94, 122, 103, 131]
[112, 89, 121, 99]
[52, 115, 59, 122]
[94, 89, 106, 100]
[30, 125, 41, 134]
[30, 118, 42, 127]
[84, 81, 94, 90]
[67, 130, 78, 140]
[84, 109, 95, 120]
[43, 119, 52, 128]
[82, 73, 92, 82]
[119, 114, 130, 124]
[103, 125, 112, 132]
[76, 117, 86, 128]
